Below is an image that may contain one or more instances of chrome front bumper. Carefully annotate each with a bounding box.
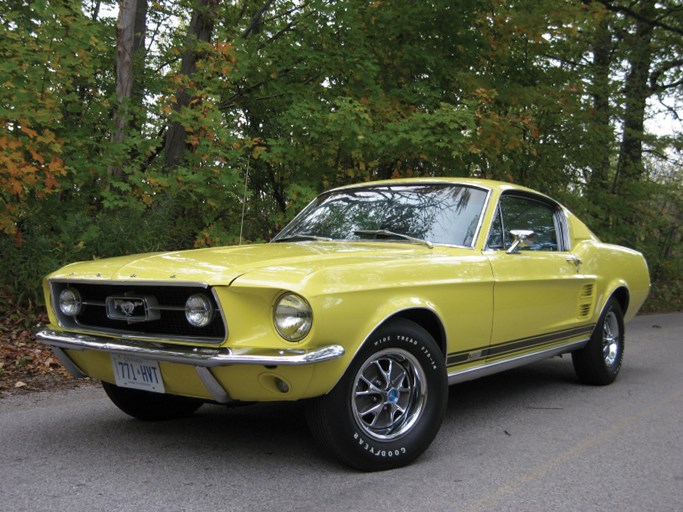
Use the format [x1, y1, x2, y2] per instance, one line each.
[35, 327, 345, 367]
[35, 327, 345, 404]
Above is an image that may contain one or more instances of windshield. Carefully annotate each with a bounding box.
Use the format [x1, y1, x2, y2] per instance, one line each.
[273, 184, 488, 247]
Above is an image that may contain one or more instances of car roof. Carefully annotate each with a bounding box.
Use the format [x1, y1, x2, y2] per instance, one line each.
[328, 177, 548, 199]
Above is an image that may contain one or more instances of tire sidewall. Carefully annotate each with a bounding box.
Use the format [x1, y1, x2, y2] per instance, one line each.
[324, 319, 447, 470]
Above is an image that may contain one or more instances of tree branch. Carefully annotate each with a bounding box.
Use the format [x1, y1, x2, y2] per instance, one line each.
[596, 1, 683, 36]
[140, 126, 168, 173]
[241, 0, 276, 39]
[257, 10, 315, 50]
[218, 60, 305, 110]
[260, 3, 309, 26]
[649, 58, 683, 93]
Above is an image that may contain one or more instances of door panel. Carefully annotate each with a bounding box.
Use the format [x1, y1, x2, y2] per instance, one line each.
[487, 251, 595, 356]
[485, 193, 595, 360]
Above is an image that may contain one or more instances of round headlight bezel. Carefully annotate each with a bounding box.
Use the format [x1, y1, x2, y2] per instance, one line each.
[273, 292, 313, 342]
[185, 293, 215, 328]
[58, 287, 83, 317]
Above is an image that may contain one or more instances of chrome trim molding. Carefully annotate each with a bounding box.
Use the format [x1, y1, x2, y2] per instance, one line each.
[35, 327, 345, 367]
[48, 278, 210, 288]
[447, 340, 588, 385]
[471, 187, 493, 250]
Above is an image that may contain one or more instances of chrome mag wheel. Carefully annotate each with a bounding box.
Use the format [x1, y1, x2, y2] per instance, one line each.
[602, 310, 621, 368]
[351, 348, 427, 441]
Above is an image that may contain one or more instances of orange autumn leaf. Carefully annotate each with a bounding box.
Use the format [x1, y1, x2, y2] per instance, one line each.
[8, 178, 24, 195]
[44, 174, 60, 189]
[30, 150, 45, 164]
[47, 157, 65, 173]
[20, 125, 39, 138]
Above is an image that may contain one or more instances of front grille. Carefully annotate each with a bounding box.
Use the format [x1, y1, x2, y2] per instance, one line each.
[51, 281, 226, 342]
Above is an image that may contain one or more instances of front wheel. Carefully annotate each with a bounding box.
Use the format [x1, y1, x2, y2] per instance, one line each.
[572, 297, 625, 386]
[306, 318, 447, 471]
[102, 382, 203, 421]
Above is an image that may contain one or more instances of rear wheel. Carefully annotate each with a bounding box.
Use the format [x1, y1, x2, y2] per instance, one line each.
[102, 382, 203, 421]
[572, 297, 625, 385]
[306, 318, 447, 471]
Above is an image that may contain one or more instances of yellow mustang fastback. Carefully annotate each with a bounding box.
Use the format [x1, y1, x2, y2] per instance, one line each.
[36, 178, 649, 471]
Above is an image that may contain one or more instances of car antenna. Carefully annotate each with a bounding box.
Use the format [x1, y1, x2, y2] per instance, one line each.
[239, 156, 250, 246]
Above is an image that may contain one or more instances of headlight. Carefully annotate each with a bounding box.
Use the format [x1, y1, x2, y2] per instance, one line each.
[185, 294, 214, 327]
[58, 287, 82, 317]
[273, 293, 312, 342]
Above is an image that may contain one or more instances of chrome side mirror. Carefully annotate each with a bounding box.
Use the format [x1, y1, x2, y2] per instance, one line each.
[506, 230, 535, 254]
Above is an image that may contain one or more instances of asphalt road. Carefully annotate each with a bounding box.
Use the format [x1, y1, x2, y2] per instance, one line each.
[1, 313, 681, 512]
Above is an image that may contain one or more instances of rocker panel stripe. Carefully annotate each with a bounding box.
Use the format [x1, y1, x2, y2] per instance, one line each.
[446, 324, 595, 367]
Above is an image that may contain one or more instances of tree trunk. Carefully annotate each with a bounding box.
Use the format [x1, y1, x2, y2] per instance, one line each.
[163, 0, 220, 170]
[132, 0, 148, 108]
[589, 13, 612, 194]
[613, 0, 656, 192]
[109, 0, 147, 178]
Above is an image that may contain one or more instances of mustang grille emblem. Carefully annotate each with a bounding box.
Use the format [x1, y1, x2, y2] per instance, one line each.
[114, 299, 139, 317]
[106, 296, 159, 323]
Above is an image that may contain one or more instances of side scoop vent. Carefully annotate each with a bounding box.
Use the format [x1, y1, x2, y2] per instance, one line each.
[577, 283, 595, 319]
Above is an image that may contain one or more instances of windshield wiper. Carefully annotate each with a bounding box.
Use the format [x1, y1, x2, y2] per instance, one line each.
[273, 233, 334, 242]
[354, 229, 433, 249]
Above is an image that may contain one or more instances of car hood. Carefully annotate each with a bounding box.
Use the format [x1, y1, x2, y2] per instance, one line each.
[48, 242, 476, 289]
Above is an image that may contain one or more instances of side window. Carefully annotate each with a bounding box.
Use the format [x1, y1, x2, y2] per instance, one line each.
[488, 195, 560, 251]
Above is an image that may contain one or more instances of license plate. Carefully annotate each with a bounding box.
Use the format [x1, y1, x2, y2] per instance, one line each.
[112, 354, 165, 393]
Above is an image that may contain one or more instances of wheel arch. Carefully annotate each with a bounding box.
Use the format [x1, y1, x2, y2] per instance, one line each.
[611, 286, 630, 316]
[593, 284, 630, 333]
[311, 304, 448, 399]
[368, 308, 447, 358]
